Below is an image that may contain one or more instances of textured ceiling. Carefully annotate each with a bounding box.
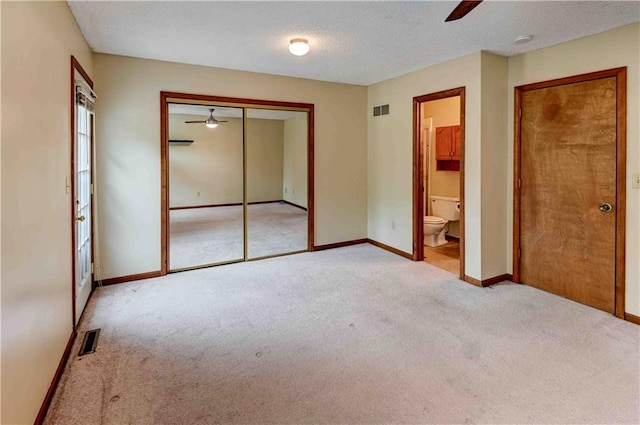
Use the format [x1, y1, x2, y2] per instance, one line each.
[68, 1, 640, 85]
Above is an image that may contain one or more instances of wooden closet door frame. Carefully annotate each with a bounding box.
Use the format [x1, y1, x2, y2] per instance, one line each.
[160, 91, 315, 275]
[513, 67, 627, 319]
[412, 87, 465, 280]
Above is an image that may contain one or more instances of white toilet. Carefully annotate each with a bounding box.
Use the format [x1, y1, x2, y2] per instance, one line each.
[424, 196, 461, 247]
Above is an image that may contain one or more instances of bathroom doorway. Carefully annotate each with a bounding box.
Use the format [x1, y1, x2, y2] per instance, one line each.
[413, 88, 465, 279]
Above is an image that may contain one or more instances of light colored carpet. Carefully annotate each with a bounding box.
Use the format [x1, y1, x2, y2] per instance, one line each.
[247, 202, 307, 258]
[170, 202, 307, 269]
[46, 244, 639, 424]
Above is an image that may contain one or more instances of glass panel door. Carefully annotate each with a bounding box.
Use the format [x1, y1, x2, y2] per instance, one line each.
[168, 104, 244, 270]
[74, 91, 93, 324]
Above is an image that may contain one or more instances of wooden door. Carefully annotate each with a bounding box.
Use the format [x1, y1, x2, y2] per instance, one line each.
[435, 127, 452, 160]
[452, 125, 461, 160]
[519, 76, 618, 313]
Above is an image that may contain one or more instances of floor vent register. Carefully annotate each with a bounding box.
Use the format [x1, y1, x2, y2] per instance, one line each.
[78, 329, 101, 356]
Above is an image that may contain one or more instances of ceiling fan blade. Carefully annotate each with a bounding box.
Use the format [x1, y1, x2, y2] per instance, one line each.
[216, 120, 229, 123]
[184, 120, 206, 123]
[445, 0, 483, 22]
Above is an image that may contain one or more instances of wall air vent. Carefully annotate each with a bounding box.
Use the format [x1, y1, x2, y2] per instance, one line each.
[373, 104, 390, 117]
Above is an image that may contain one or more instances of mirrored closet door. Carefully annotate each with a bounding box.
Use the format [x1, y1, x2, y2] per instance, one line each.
[168, 104, 244, 270]
[245, 108, 309, 259]
[163, 94, 312, 273]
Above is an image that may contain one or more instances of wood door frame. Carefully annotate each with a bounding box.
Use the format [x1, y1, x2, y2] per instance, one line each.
[70, 56, 95, 327]
[513, 67, 627, 318]
[412, 87, 466, 280]
[160, 91, 315, 275]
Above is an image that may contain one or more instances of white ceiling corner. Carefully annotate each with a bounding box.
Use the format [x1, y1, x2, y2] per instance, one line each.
[68, 1, 640, 86]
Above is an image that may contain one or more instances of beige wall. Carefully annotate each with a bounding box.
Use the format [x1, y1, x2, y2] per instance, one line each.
[283, 113, 308, 208]
[507, 23, 640, 315]
[480, 52, 509, 280]
[170, 115, 243, 207]
[169, 115, 284, 207]
[94, 53, 367, 279]
[1, 2, 93, 423]
[247, 118, 285, 203]
[421, 96, 461, 238]
[367, 51, 510, 282]
[367, 52, 484, 278]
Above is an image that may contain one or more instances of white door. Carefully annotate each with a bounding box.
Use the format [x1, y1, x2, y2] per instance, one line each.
[74, 77, 94, 324]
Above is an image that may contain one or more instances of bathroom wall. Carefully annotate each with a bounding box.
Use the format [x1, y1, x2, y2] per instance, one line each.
[421, 96, 461, 237]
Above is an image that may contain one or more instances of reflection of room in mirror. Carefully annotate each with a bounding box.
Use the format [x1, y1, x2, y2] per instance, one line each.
[167, 104, 309, 270]
[247, 108, 308, 259]
[170, 206, 243, 270]
[247, 202, 307, 258]
[168, 104, 244, 270]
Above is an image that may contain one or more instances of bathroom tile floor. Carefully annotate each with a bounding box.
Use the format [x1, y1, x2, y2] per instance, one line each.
[424, 239, 460, 275]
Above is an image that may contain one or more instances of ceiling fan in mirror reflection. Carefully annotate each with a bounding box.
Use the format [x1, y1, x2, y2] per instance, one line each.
[184, 108, 228, 128]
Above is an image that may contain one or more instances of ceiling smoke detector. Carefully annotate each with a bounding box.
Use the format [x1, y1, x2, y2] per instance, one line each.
[514, 35, 534, 44]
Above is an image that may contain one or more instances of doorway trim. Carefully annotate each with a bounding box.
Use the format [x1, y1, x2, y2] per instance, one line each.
[159, 91, 315, 275]
[412, 87, 466, 280]
[513, 67, 627, 319]
[70, 56, 95, 328]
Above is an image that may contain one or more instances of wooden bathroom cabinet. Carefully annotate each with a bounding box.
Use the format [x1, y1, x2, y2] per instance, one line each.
[435, 125, 461, 171]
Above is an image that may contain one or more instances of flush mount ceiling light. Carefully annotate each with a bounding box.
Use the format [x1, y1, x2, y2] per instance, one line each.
[514, 34, 534, 44]
[289, 38, 310, 56]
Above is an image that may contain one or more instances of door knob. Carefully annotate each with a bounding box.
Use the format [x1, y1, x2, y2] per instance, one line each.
[599, 203, 613, 213]
[76, 215, 86, 222]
